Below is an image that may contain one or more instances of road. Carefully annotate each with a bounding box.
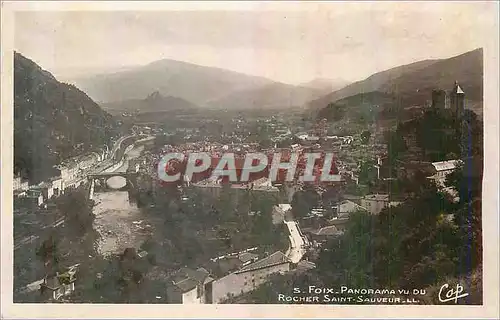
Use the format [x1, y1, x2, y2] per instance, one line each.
[113, 144, 144, 172]
[110, 135, 135, 160]
[90, 135, 136, 174]
[284, 220, 307, 264]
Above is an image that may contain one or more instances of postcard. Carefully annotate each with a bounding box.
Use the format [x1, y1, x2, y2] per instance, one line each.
[1, 1, 499, 319]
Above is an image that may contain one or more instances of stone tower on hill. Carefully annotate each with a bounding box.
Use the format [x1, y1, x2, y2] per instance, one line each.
[431, 89, 446, 110]
[450, 81, 465, 119]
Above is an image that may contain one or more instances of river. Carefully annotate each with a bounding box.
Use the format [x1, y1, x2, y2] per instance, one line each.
[92, 144, 150, 256]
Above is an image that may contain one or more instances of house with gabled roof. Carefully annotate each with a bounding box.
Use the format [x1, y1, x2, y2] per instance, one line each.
[428, 159, 462, 187]
[166, 267, 214, 304]
[237, 252, 259, 267]
[334, 199, 368, 218]
[210, 251, 290, 303]
[309, 225, 344, 243]
[40, 264, 79, 301]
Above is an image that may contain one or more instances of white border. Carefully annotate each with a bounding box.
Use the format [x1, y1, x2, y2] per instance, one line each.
[1, 1, 499, 319]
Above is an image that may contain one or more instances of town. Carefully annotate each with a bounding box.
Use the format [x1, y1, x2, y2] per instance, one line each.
[13, 74, 479, 304]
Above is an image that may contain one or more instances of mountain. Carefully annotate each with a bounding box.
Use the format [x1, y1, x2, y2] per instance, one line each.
[101, 91, 199, 115]
[205, 82, 322, 110]
[301, 78, 350, 94]
[310, 48, 483, 113]
[57, 65, 138, 80]
[14, 52, 120, 183]
[380, 48, 483, 103]
[317, 91, 396, 123]
[308, 59, 439, 110]
[69, 59, 329, 110]
[68, 59, 276, 106]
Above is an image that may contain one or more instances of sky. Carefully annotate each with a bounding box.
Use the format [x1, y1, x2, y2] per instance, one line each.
[13, 2, 497, 84]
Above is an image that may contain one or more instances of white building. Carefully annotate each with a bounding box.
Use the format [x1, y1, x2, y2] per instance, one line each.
[16, 189, 44, 207]
[50, 176, 65, 196]
[211, 251, 290, 303]
[251, 177, 279, 193]
[36, 182, 54, 201]
[428, 160, 462, 187]
[57, 162, 79, 186]
[361, 194, 390, 215]
[334, 200, 367, 218]
[13, 175, 30, 191]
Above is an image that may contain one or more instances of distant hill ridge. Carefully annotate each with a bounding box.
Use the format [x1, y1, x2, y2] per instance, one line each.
[300, 78, 351, 93]
[69, 48, 482, 112]
[204, 82, 324, 110]
[69, 58, 275, 106]
[101, 91, 199, 115]
[310, 48, 483, 111]
[69, 58, 331, 110]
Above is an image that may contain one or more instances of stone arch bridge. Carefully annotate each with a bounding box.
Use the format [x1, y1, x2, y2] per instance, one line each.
[87, 171, 138, 201]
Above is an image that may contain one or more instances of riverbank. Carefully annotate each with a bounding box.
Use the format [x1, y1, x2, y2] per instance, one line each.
[93, 191, 149, 256]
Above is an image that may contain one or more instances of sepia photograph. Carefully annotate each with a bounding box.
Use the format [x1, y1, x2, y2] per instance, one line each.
[1, 1, 499, 319]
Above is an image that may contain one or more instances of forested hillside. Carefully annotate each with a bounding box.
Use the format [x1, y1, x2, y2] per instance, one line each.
[14, 52, 121, 182]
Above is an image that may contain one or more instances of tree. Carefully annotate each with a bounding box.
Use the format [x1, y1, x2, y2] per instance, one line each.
[314, 167, 477, 292]
[321, 186, 342, 217]
[345, 182, 368, 196]
[317, 210, 375, 288]
[361, 130, 371, 144]
[318, 103, 346, 122]
[386, 129, 407, 166]
[154, 134, 176, 150]
[259, 138, 273, 149]
[358, 160, 378, 187]
[445, 159, 482, 203]
[56, 188, 95, 236]
[458, 110, 483, 158]
[291, 186, 320, 218]
[370, 180, 463, 289]
[446, 161, 483, 270]
[36, 233, 60, 275]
